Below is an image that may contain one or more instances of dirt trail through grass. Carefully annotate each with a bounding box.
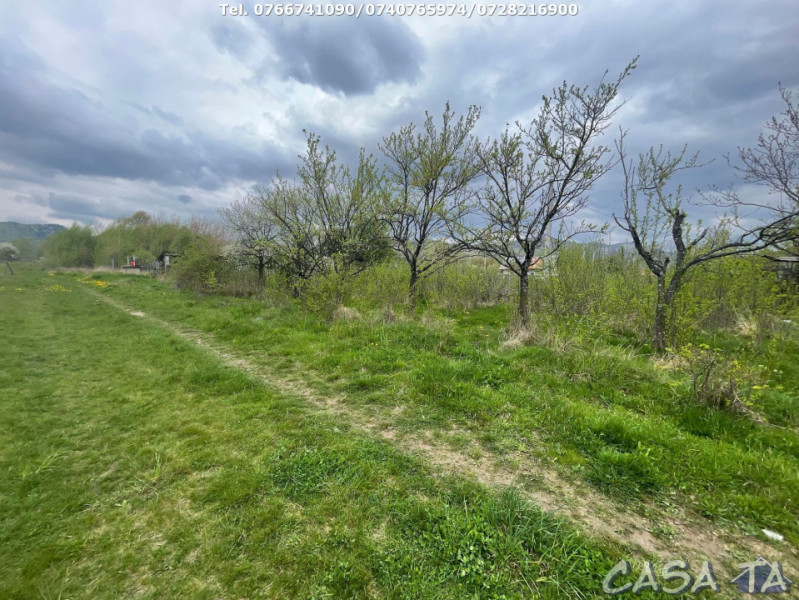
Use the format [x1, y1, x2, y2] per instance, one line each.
[94, 291, 797, 573]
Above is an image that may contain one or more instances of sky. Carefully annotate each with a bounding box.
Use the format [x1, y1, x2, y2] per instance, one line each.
[1, 1, 797, 241]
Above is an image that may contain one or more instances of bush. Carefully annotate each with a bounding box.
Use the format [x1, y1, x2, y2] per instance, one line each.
[422, 258, 510, 310]
[302, 269, 359, 320]
[671, 343, 768, 412]
[290, 257, 513, 318]
[170, 239, 226, 294]
[528, 244, 654, 336]
[42, 224, 96, 268]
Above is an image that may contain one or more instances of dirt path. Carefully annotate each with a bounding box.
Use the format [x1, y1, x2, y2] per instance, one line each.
[93, 291, 797, 577]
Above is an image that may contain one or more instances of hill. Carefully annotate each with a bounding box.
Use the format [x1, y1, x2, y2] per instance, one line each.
[0, 222, 65, 242]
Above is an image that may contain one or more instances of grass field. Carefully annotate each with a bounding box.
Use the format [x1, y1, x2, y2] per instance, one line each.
[1, 266, 797, 599]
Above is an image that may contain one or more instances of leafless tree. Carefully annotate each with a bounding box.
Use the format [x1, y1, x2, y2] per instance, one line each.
[456, 60, 637, 326]
[728, 84, 799, 258]
[614, 132, 792, 352]
[379, 103, 481, 310]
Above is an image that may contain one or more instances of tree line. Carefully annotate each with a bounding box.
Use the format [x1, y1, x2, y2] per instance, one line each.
[38, 59, 798, 351]
[38, 212, 222, 271]
[219, 59, 798, 350]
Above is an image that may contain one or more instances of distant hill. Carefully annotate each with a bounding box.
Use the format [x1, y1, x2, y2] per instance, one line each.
[0, 222, 66, 242]
[603, 242, 636, 255]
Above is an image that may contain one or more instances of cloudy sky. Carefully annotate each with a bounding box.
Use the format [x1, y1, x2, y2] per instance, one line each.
[1, 1, 797, 238]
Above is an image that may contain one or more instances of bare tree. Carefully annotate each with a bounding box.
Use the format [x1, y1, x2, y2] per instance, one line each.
[218, 194, 276, 282]
[456, 60, 637, 326]
[614, 132, 792, 352]
[729, 84, 799, 258]
[379, 103, 481, 310]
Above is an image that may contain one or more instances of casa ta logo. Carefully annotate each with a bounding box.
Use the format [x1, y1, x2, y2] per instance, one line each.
[602, 558, 792, 595]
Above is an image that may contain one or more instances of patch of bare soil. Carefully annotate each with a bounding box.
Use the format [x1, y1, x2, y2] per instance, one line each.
[92, 291, 798, 576]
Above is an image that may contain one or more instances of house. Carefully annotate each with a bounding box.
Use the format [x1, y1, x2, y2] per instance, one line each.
[766, 255, 799, 285]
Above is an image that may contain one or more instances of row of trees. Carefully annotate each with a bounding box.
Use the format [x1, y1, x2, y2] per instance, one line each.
[221, 60, 798, 350]
[224, 61, 638, 315]
[33, 61, 796, 351]
[40, 212, 223, 270]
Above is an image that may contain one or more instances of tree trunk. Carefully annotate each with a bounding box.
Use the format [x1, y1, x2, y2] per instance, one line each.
[654, 270, 686, 352]
[408, 266, 419, 312]
[518, 271, 530, 328]
[653, 276, 669, 352]
[257, 258, 265, 283]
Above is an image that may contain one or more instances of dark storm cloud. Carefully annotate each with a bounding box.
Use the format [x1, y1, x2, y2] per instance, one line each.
[262, 19, 424, 95]
[46, 192, 128, 222]
[391, 1, 798, 220]
[409, 1, 798, 144]
[3, 0, 799, 227]
[0, 38, 292, 191]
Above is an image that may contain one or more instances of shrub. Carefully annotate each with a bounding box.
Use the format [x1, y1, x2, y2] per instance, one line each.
[672, 343, 767, 412]
[42, 224, 96, 268]
[422, 258, 510, 310]
[170, 238, 226, 294]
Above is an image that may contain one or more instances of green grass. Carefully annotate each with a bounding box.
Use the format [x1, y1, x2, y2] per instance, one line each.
[74, 268, 799, 545]
[2, 266, 796, 598]
[1, 267, 635, 599]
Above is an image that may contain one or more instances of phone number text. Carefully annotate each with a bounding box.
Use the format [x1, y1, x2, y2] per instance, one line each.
[220, 3, 580, 17]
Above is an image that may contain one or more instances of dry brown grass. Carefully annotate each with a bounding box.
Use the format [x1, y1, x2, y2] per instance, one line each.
[333, 305, 362, 322]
